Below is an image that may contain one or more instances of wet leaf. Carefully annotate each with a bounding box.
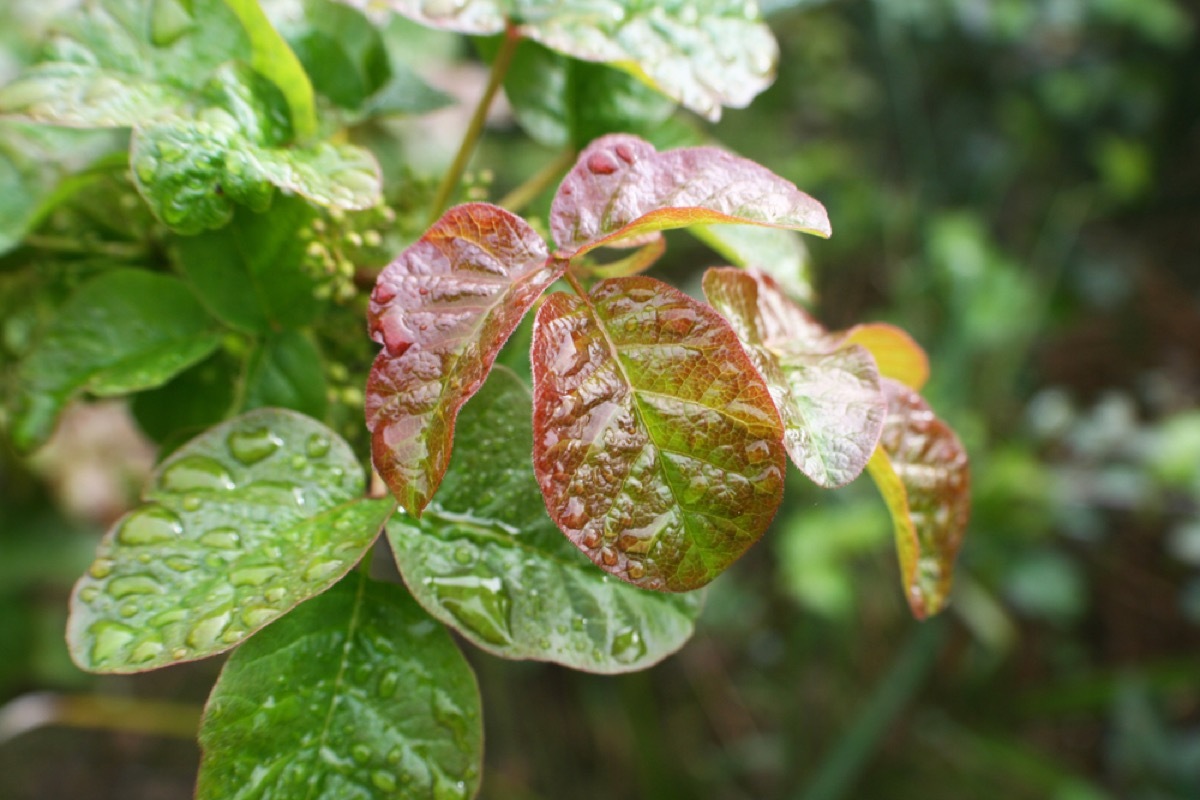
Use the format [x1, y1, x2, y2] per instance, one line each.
[691, 223, 814, 304]
[66, 409, 393, 672]
[197, 573, 481, 800]
[344, 0, 778, 120]
[243, 331, 329, 420]
[366, 203, 563, 514]
[175, 196, 322, 333]
[844, 322, 930, 391]
[13, 269, 223, 452]
[866, 379, 970, 619]
[131, 114, 381, 234]
[388, 367, 702, 672]
[703, 268, 886, 488]
[0, 0, 249, 127]
[532, 276, 786, 591]
[551, 134, 830, 258]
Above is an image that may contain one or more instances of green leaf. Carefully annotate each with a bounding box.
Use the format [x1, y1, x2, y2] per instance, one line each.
[866, 379, 970, 619]
[532, 276, 786, 592]
[691, 223, 815, 304]
[197, 573, 482, 800]
[131, 113, 382, 234]
[366, 203, 563, 515]
[131, 350, 240, 445]
[388, 367, 702, 672]
[500, 40, 677, 148]
[66, 409, 394, 672]
[703, 268, 886, 488]
[0, 0, 249, 127]
[13, 269, 223, 452]
[175, 196, 322, 333]
[243, 331, 329, 420]
[551, 134, 831, 258]
[221, 0, 319, 140]
[346, 0, 779, 120]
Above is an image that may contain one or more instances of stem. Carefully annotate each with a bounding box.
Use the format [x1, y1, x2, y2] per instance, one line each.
[0, 692, 201, 744]
[427, 24, 522, 226]
[497, 146, 576, 214]
[22, 235, 146, 259]
[796, 618, 947, 800]
[564, 269, 588, 296]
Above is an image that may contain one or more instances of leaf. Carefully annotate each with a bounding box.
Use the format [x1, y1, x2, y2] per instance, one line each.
[343, 0, 779, 120]
[866, 378, 970, 619]
[66, 409, 394, 672]
[532, 275, 786, 592]
[844, 323, 930, 391]
[0, 0, 249, 127]
[500, 40, 677, 148]
[702, 268, 886, 488]
[13, 269, 223, 452]
[175, 196, 322, 333]
[243, 331, 329, 420]
[691, 223, 815, 304]
[221, 0, 319, 140]
[197, 573, 482, 800]
[366, 203, 562, 514]
[551, 134, 831, 258]
[131, 350, 239, 445]
[387, 367, 702, 672]
[131, 114, 382, 234]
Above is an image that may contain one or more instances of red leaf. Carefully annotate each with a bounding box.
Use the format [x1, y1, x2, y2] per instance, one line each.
[703, 268, 887, 488]
[867, 378, 970, 619]
[532, 275, 786, 592]
[366, 203, 562, 513]
[551, 134, 831, 258]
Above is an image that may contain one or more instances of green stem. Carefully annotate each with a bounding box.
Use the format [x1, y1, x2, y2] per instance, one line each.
[22, 235, 146, 259]
[797, 618, 947, 800]
[427, 24, 522, 226]
[0, 692, 201, 743]
[498, 146, 577, 214]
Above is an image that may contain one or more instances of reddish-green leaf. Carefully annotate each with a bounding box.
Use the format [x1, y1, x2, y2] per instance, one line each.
[703, 268, 886, 488]
[532, 276, 786, 592]
[366, 202, 562, 514]
[551, 134, 830, 258]
[845, 323, 930, 391]
[866, 378, 970, 619]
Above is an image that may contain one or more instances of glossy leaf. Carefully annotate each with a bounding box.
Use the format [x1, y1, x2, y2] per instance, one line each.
[131, 114, 382, 234]
[0, 0, 248, 127]
[344, 0, 777, 120]
[703, 268, 886, 488]
[867, 378, 970, 619]
[66, 409, 393, 672]
[366, 203, 562, 514]
[551, 134, 831, 258]
[532, 276, 786, 591]
[197, 573, 482, 800]
[243, 331, 329, 420]
[692, 223, 814, 304]
[845, 323, 930, 391]
[131, 350, 240, 446]
[222, 0, 318, 140]
[13, 269, 223, 452]
[388, 367, 702, 672]
[175, 196, 322, 333]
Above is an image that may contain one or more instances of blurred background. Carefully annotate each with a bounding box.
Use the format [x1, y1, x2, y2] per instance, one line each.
[3, 0, 1200, 797]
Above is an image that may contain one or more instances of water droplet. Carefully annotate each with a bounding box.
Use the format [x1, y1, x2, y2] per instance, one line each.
[160, 455, 235, 493]
[422, 0, 467, 21]
[453, 545, 475, 565]
[131, 639, 164, 663]
[230, 565, 281, 587]
[227, 427, 283, 465]
[611, 628, 647, 665]
[182, 495, 202, 511]
[79, 587, 100, 603]
[682, 475, 708, 505]
[371, 770, 397, 792]
[108, 574, 164, 598]
[587, 152, 619, 175]
[89, 558, 115, 579]
[240, 606, 276, 628]
[430, 575, 513, 645]
[290, 455, 307, 470]
[352, 744, 372, 764]
[386, 747, 403, 764]
[626, 560, 646, 580]
[571, 617, 585, 632]
[220, 627, 244, 644]
[745, 440, 771, 464]
[378, 670, 399, 698]
[134, 155, 157, 184]
[200, 528, 241, 550]
[187, 609, 232, 649]
[302, 559, 343, 583]
[433, 774, 467, 800]
[90, 621, 136, 663]
[117, 506, 183, 546]
[600, 546, 618, 566]
[165, 556, 195, 572]
[119, 602, 138, 618]
[151, 608, 187, 626]
[171, 646, 189, 659]
[150, 0, 194, 47]
[614, 143, 636, 163]
[305, 433, 331, 458]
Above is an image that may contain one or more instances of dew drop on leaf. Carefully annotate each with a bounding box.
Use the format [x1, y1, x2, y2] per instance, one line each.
[371, 770, 398, 792]
[131, 639, 165, 663]
[199, 527, 241, 550]
[610, 628, 648, 665]
[90, 621, 136, 663]
[378, 670, 399, 699]
[88, 558, 115, 579]
[226, 427, 283, 465]
[108, 574, 164, 598]
[302, 559, 343, 583]
[429, 575, 513, 645]
[305, 433, 330, 458]
[187, 609, 232, 649]
[159, 455, 235, 493]
[229, 566, 280, 587]
[240, 606, 276, 628]
[352, 744, 372, 764]
[117, 505, 183, 546]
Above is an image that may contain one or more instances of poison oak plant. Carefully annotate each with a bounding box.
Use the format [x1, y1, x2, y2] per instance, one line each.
[0, 0, 969, 796]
